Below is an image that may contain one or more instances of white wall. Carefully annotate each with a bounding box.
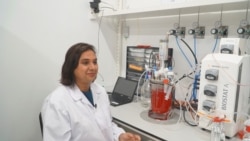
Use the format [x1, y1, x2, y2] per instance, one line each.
[0, 0, 118, 141]
[0, 0, 247, 141]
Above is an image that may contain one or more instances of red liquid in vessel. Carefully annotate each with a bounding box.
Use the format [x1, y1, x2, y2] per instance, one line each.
[151, 89, 172, 114]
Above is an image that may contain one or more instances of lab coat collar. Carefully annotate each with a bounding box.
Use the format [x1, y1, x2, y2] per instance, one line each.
[69, 83, 101, 104]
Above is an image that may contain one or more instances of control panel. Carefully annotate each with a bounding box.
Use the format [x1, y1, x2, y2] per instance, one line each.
[218, 38, 247, 55]
[197, 53, 250, 138]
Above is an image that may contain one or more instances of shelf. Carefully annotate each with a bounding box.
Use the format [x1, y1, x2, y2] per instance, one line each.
[102, 0, 248, 19]
[126, 46, 159, 85]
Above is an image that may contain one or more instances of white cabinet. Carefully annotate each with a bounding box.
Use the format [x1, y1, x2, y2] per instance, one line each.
[102, 0, 248, 20]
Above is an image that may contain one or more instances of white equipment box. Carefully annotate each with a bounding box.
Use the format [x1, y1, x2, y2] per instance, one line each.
[219, 38, 247, 55]
[197, 53, 250, 138]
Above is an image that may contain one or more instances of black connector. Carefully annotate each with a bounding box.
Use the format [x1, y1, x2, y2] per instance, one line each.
[90, 0, 101, 13]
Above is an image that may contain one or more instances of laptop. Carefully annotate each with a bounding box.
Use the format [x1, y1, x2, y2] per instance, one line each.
[108, 77, 138, 106]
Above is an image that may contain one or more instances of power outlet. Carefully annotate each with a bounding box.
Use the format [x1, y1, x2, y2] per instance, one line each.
[123, 26, 129, 38]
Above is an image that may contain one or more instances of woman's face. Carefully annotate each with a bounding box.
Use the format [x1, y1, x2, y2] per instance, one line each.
[74, 50, 98, 89]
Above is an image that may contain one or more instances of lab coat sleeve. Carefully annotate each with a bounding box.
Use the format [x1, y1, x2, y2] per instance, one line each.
[94, 82, 125, 141]
[102, 88, 125, 141]
[111, 121, 125, 141]
[42, 99, 71, 141]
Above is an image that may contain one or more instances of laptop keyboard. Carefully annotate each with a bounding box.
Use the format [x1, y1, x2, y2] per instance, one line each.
[111, 101, 119, 106]
[109, 93, 131, 106]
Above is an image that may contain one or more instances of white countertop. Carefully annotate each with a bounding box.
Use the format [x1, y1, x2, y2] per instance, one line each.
[110, 101, 240, 141]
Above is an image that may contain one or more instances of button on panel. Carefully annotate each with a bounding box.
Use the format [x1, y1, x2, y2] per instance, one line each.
[205, 69, 219, 80]
[204, 84, 217, 96]
[202, 100, 216, 112]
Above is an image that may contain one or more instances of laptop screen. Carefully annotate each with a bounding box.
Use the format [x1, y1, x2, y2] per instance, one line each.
[113, 77, 138, 97]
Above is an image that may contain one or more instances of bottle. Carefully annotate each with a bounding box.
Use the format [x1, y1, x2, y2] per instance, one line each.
[210, 116, 225, 141]
[243, 119, 250, 141]
[141, 73, 151, 108]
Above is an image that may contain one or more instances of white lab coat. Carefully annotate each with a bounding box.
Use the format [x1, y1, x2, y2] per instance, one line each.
[41, 82, 125, 141]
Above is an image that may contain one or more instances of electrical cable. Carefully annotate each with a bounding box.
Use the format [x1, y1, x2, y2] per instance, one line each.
[175, 37, 194, 68]
[186, 98, 199, 121]
[194, 36, 197, 56]
[175, 71, 194, 84]
[96, 6, 116, 55]
[182, 83, 199, 126]
[173, 81, 199, 127]
[100, 1, 116, 9]
[94, 10, 104, 85]
[191, 37, 199, 101]
[97, 10, 104, 56]
[180, 38, 198, 65]
[100, 6, 116, 11]
[183, 110, 198, 126]
[94, 6, 116, 88]
[181, 37, 200, 101]
[186, 74, 194, 80]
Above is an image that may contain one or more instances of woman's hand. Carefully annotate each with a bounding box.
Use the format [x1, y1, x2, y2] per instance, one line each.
[119, 132, 141, 141]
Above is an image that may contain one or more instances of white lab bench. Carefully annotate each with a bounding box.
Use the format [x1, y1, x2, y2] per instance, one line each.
[110, 101, 240, 141]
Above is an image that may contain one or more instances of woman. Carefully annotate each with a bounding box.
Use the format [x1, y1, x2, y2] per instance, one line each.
[41, 43, 141, 141]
